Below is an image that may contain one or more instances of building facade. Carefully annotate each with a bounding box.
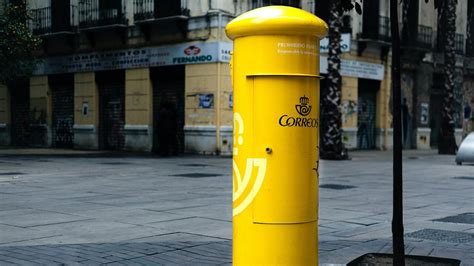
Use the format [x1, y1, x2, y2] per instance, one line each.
[0, 0, 472, 153]
[395, 0, 474, 150]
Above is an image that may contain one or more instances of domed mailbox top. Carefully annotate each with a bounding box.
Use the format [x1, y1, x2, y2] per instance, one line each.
[226, 6, 328, 40]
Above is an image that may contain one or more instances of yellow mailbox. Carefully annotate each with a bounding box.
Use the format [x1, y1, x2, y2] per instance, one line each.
[226, 6, 328, 265]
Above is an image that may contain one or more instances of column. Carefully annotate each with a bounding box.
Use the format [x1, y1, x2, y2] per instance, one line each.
[74, 72, 99, 149]
[184, 63, 218, 154]
[341, 76, 359, 149]
[124, 68, 153, 152]
[30, 76, 52, 147]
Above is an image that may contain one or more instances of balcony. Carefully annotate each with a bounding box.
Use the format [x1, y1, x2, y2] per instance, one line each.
[78, 0, 128, 30]
[251, 0, 300, 8]
[455, 34, 464, 55]
[378, 16, 391, 41]
[436, 33, 466, 55]
[133, 0, 189, 41]
[360, 16, 391, 42]
[133, 0, 189, 23]
[416, 25, 433, 49]
[30, 5, 78, 36]
[401, 25, 433, 50]
[31, 7, 51, 35]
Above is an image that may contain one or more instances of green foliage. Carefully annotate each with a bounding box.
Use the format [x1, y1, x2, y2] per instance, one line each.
[0, 0, 41, 83]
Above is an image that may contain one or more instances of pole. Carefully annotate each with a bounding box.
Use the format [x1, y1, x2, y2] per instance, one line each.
[390, 0, 405, 264]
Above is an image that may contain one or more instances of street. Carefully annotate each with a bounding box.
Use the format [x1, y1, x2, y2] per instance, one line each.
[0, 149, 473, 265]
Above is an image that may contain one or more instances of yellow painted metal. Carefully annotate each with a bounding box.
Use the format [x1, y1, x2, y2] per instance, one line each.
[226, 6, 327, 265]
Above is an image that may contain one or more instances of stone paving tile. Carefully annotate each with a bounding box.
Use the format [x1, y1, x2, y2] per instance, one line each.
[0, 224, 63, 245]
[0, 183, 50, 194]
[0, 149, 473, 264]
[146, 217, 232, 239]
[162, 203, 231, 222]
[0, 209, 89, 228]
[71, 207, 193, 225]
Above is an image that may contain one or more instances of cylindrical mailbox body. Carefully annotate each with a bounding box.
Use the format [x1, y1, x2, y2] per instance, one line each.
[226, 6, 328, 265]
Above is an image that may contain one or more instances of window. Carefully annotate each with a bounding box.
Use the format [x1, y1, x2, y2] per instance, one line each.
[467, 0, 474, 56]
[313, 1, 329, 22]
[252, 0, 300, 9]
[362, 0, 380, 39]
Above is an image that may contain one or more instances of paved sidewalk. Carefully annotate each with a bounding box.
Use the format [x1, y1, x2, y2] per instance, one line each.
[0, 148, 473, 265]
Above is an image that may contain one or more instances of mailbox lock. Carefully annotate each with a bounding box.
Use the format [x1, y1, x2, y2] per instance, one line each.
[265, 147, 272, 154]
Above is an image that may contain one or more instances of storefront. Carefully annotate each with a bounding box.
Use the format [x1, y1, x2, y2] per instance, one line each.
[30, 41, 233, 153]
[19, 34, 392, 153]
[319, 51, 388, 150]
[49, 74, 74, 148]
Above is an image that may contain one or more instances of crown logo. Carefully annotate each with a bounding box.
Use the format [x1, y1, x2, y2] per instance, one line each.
[295, 95, 311, 116]
[300, 95, 309, 105]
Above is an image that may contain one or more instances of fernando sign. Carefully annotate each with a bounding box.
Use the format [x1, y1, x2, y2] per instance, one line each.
[33, 41, 233, 75]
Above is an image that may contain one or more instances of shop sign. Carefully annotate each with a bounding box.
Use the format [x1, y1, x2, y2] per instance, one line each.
[33, 42, 233, 75]
[320, 33, 351, 53]
[420, 102, 429, 125]
[198, 94, 214, 109]
[219, 42, 232, 62]
[320, 56, 385, 81]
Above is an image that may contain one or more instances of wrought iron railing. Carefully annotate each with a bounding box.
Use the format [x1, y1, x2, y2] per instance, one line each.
[454, 34, 464, 54]
[79, 0, 127, 28]
[71, 5, 78, 30]
[401, 24, 432, 49]
[361, 16, 390, 41]
[436, 33, 467, 54]
[133, 0, 189, 21]
[134, 0, 154, 21]
[30, 5, 78, 35]
[31, 7, 51, 35]
[378, 16, 390, 41]
[416, 25, 433, 49]
[251, 0, 300, 9]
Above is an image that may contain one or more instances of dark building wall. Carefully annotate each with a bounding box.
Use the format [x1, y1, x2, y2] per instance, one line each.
[9, 79, 30, 146]
[415, 63, 433, 129]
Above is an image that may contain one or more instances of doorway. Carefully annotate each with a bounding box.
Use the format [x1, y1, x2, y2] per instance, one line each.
[429, 94, 443, 148]
[357, 79, 379, 149]
[97, 70, 125, 150]
[151, 65, 185, 155]
[50, 74, 74, 148]
[429, 75, 445, 148]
